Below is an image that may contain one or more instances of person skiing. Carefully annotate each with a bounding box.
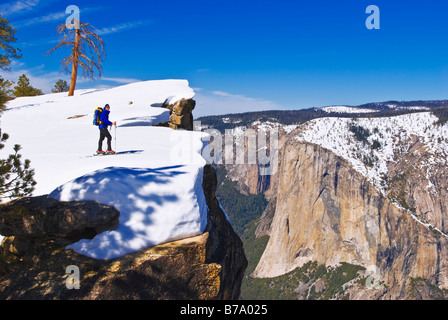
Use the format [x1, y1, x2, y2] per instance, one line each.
[97, 104, 117, 155]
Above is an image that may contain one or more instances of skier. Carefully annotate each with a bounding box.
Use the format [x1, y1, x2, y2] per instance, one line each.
[97, 104, 117, 155]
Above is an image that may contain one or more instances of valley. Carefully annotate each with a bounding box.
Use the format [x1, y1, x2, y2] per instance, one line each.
[204, 101, 448, 300]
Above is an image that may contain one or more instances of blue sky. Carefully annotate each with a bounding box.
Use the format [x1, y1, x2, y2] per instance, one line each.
[2, 0, 448, 116]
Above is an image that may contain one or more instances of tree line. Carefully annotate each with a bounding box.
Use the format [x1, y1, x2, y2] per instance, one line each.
[0, 75, 71, 98]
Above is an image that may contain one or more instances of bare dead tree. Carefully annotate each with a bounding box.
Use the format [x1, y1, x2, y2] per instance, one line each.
[47, 22, 106, 96]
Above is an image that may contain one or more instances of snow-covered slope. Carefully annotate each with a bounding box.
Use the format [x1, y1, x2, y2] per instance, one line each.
[318, 105, 432, 114]
[0, 80, 211, 259]
[320, 106, 379, 114]
[295, 112, 448, 195]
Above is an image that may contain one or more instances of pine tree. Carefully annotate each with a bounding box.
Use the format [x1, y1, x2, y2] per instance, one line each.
[0, 16, 36, 200]
[0, 15, 22, 71]
[51, 79, 69, 93]
[0, 89, 7, 113]
[13, 74, 43, 97]
[0, 133, 36, 200]
[0, 77, 14, 98]
[47, 22, 106, 96]
[0, 90, 36, 200]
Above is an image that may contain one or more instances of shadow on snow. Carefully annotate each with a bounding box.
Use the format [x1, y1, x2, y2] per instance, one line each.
[49, 165, 190, 259]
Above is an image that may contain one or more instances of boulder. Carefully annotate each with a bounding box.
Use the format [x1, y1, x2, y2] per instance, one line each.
[0, 196, 120, 251]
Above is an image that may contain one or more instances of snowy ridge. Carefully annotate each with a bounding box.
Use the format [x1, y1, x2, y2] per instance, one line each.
[318, 104, 432, 114]
[385, 104, 431, 111]
[251, 120, 299, 134]
[295, 112, 448, 238]
[222, 120, 298, 144]
[320, 106, 379, 114]
[0, 80, 212, 259]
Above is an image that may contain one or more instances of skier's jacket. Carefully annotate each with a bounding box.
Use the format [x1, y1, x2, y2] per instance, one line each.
[99, 108, 113, 130]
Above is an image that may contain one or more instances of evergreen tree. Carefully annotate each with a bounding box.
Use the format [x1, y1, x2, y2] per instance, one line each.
[0, 17, 36, 200]
[0, 132, 36, 200]
[13, 74, 43, 97]
[0, 15, 22, 71]
[0, 89, 7, 113]
[0, 77, 14, 97]
[51, 79, 69, 93]
[0, 89, 36, 200]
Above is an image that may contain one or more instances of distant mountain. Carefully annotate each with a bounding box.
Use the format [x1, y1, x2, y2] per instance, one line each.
[358, 99, 448, 110]
[197, 99, 448, 132]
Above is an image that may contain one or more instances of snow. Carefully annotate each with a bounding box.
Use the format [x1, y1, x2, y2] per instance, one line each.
[296, 112, 448, 194]
[0, 80, 212, 259]
[295, 111, 448, 238]
[319, 105, 431, 114]
[320, 106, 379, 114]
[386, 104, 431, 111]
[251, 120, 298, 134]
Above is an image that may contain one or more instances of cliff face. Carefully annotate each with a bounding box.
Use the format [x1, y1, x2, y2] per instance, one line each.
[252, 140, 448, 298]
[0, 165, 247, 300]
[386, 136, 448, 235]
[223, 123, 294, 200]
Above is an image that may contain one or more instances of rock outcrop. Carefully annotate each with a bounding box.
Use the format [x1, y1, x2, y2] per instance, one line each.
[167, 98, 196, 131]
[0, 165, 247, 300]
[0, 196, 120, 245]
[252, 140, 448, 299]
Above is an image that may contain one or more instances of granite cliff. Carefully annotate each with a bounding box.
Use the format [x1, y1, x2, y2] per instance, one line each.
[252, 141, 448, 298]
[250, 112, 448, 299]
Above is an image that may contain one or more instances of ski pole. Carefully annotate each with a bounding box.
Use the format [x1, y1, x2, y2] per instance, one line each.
[114, 124, 117, 151]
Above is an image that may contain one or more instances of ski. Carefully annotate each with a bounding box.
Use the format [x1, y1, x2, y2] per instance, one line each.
[86, 150, 144, 158]
[93, 152, 116, 157]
